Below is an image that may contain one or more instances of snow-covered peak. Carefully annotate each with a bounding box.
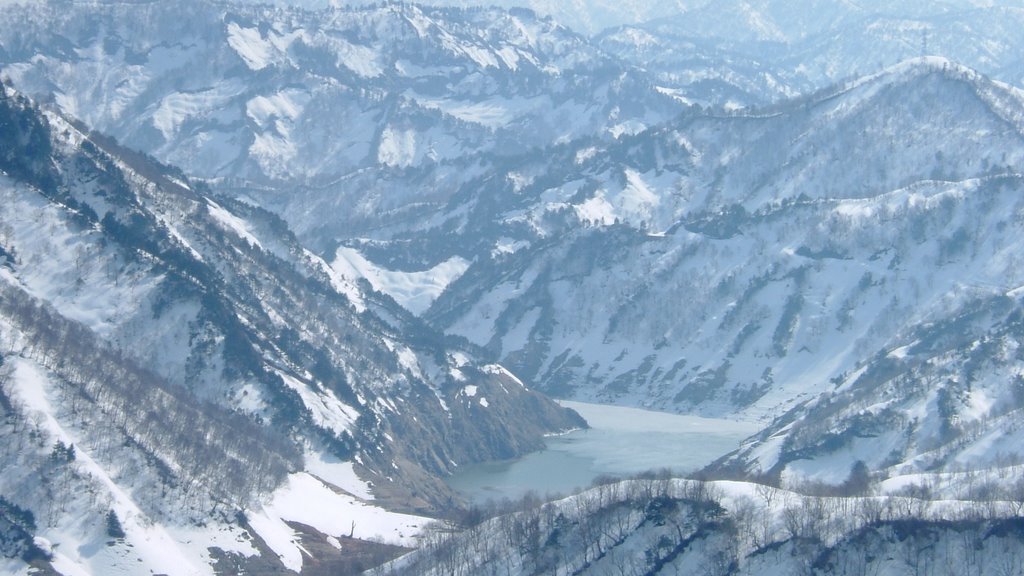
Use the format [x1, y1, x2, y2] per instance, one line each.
[0, 0, 682, 198]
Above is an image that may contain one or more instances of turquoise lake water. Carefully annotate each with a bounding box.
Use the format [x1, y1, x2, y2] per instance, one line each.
[447, 400, 760, 504]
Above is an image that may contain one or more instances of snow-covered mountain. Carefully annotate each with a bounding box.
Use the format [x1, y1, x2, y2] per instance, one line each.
[417, 58, 1021, 409]
[712, 282, 1024, 485]
[399, 0, 703, 36]
[0, 0, 682, 251]
[0, 0, 690, 261]
[5, 1, 1024, 571]
[599, 1, 1024, 107]
[0, 84, 582, 574]
[354, 58, 1024, 490]
[248, 0, 704, 36]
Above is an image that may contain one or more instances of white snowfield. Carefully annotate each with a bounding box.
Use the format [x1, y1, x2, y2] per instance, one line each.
[248, 472, 427, 573]
[275, 370, 360, 437]
[332, 246, 470, 315]
[0, 328, 425, 575]
[206, 198, 264, 249]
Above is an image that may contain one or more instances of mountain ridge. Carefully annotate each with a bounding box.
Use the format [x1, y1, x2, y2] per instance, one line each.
[414, 59, 1024, 423]
[0, 82, 582, 574]
[4, 1, 1024, 572]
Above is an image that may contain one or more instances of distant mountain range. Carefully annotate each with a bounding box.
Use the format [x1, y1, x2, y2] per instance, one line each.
[4, 0, 1024, 573]
[600, 0, 1024, 106]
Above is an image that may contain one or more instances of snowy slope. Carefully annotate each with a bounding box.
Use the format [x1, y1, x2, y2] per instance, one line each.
[15, 1, 1024, 256]
[420, 60, 1024, 428]
[0, 0, 682, 251]
[332, 246, 470, 315]
[391, 475, 1024, 575]
[381, 59, 1024, 490]
[0, 84, 583, 573]
[4, 4, 1024, 566]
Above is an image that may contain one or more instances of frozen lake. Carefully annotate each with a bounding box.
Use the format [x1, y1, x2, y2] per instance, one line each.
[447, 400, 760, 504]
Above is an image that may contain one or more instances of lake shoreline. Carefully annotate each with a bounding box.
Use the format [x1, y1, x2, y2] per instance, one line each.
[448, 400, 760, 504]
